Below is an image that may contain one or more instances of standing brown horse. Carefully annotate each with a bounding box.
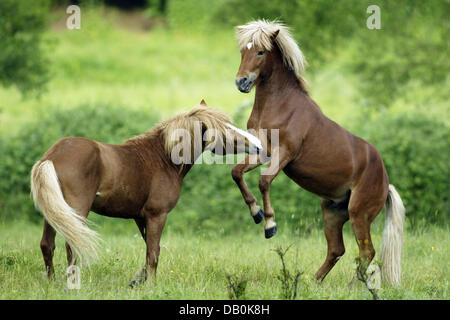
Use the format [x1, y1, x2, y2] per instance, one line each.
[31, 101, 261, 285]
[231, 20, 405, 286]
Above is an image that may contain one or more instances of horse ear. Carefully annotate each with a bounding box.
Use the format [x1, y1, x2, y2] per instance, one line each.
[200, 99, 207, 106]
[271, 29, 280, 40]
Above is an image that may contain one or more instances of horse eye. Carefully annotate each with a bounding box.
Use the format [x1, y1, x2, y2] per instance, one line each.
[257, 51, 264, 56]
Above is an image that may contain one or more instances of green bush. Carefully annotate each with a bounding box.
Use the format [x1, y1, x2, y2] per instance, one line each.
[0, 104, 159, 222]
[348, 1, 449, 108]
[0, 0, 50, 95]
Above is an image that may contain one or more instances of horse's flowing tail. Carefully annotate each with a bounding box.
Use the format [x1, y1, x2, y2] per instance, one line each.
[31, 160, 99, 264]
[380, 184, 405, 286]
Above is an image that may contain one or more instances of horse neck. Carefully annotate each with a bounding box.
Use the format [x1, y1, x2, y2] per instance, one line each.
[162, 134, 203, 179]
[254, 50, 307, 111]
[126, 133, 192, 179]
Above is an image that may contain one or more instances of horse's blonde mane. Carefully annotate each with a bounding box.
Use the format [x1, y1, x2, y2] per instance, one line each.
[160, 106, 231, 157]
[128, 106, 232, 159]
[236, 19, 307, 81]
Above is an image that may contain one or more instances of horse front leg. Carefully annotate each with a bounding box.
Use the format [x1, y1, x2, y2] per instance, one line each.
[144, 212, 168, 281]
[259, 147, 290, 238]
[231, 154, 264, 224]
[130, 210, 168, 287]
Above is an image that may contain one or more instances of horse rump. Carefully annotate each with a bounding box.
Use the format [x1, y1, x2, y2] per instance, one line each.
[31, 160, 100, 264]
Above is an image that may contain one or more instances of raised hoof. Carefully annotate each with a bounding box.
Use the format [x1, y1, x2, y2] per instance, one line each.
[252, 209, 264, 224]
[264, 225, 277, 239]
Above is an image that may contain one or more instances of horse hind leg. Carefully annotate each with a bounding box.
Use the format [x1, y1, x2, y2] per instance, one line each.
[40, 220, 57, 278]
[315, 198, 349, 282]
[65, 242, 74, 266]
[62, 194, 93, 266]
[56, 168, 97, 267]
[348, 187, 386, 275]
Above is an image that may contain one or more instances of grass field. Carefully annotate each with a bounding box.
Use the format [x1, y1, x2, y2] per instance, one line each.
[0, 220, 448, 300]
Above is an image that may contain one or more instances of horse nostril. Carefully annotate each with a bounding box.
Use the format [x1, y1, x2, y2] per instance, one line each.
[236, 77, 248, 87]
[236, 77, 250, 92]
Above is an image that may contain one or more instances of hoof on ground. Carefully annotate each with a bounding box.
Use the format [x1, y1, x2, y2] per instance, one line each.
[129, 270, 146, 288]
[264, 225, 277, 239]
[252, 209, 264, 224]
[129, 279, 139, 288]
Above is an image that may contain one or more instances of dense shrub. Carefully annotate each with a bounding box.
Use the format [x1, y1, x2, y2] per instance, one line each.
[0, 0, 50, 95]
[348, 1, 449, 108]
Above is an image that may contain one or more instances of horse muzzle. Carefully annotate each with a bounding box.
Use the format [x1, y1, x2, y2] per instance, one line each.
[235, 76, 254, 93]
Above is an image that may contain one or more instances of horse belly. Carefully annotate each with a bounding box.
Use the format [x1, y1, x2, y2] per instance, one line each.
[91, 187, 147, 219]
[283, 161, 352, 200]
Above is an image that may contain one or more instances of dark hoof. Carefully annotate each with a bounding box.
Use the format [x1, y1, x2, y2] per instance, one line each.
[252, 209, 264, 224]
[129, 279, 138, 288]
[264, 225, 277, 239]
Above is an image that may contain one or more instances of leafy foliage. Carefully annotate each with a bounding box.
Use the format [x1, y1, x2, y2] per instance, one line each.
[0, 0, 50, 95]
[348, 1, 450, 107]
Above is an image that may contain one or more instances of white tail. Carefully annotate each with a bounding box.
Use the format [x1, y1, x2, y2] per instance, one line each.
[380, 184, 405, 286]
[31, 160, 100, 264]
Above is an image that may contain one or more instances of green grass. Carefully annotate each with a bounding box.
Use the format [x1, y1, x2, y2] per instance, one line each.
[0, 220, 448, 299]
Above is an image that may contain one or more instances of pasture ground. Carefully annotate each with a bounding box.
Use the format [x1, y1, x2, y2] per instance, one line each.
[0, 220, 447, 299]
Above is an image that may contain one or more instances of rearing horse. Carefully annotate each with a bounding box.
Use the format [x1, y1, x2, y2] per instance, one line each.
[231, 20, 405, 286]
[31, 101, 261, 285]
